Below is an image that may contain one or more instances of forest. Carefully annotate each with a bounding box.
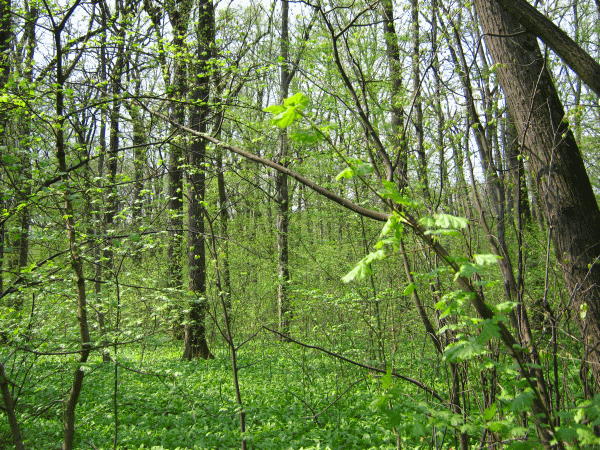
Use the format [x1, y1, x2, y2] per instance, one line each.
[1, 0, 600, 448]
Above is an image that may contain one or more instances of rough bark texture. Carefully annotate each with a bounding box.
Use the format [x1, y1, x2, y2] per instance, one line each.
[183, 0, 213, 360]
[166, 0, 190, 330]
[494, 0, 600, 97]
[475, 0, 600, 393]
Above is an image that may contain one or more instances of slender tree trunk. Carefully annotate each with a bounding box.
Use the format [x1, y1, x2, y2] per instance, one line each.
[410, 0, 429, 201]
[51, 10, 92, 448]
[0, 363, 25, 450]
[0, 0, 11, 296]
[475, 0, 600, 394]
[94, 7, 108, 358]
[506, 112, 532, 226]
[431, 0, 448, 211]
[381, 0, 407, 191]
[15, 1, 37, 279]
[104, 7, 126, 274]
[276, 0, 291, 339]
[129, 84, 146, 232]
[210, 12, 231, 315]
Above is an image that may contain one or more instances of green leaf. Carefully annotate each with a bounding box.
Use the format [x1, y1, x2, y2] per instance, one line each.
[355, 162, 374, 176]
[290, 130, 322, 144]
[475, 253, 502, 265]
[436, 290, 474, 318]
[381, 366, 392, 390]
[424, 228, 461, 237]
[433, 213, 469, 229]
[483, 402, 496, 421]
[454, 263, 485, 281]
[403, 283, 416, 296]
[476, 320, 500, 345]
[380, 215, 403, 238]
[270, 108, 302, 128]
[510, 389, 535, 413]
[418, 216, 436, 228]
[509, 427, 529, 437]
[444, 339, 486, 362]
[263, 105, 286, 114]
[283, 92, 308, 109]
[336, 168, 354, 180]
[342, 249, 386, 282]
[378, 180, 420, 208]
[412, 417, 427, 437]
[487, 420, 510, 432]
[264, 93, 309, 129]
[494, 301, 518, 313]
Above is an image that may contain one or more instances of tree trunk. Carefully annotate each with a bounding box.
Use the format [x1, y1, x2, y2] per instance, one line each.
[166, 0, 191, 339]
[475, 0, 600, 393]
[0, 0, 11, 296]
[493, 0, 600, 97]
[183, 0, 213, 360]
[276, 0, 291, 339]
[52, 9, 93, 449]
[0, 363, 25, 450]
[381, 0, 407, 191]
[93, 3, 109, 358]
[410, 0, 429, 201]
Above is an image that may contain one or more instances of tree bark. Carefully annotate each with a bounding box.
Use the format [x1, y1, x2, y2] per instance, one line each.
[0, 363, 25, 450]
[381, 0, 407, 192]
[410, 0, 429, 201]
[183, 0, 213, 360]
[166, 0, 191, 338]
[0, 0, 11, 296]
[493, 0, 600, 97]
[50, 6, 93, 449]
[276, 0, 291, 339]
[475, 0, 600, 393]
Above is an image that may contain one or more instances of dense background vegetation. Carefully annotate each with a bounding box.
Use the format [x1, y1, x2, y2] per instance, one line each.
[1, 0, 600, 448]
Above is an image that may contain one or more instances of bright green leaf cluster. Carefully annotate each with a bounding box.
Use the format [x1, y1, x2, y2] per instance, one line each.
[263, 92, 308, 128]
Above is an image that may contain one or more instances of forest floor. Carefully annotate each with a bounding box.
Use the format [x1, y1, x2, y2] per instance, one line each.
[4, 337, 414, 450]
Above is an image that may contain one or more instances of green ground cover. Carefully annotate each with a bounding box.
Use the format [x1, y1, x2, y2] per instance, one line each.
[2, 341, 413, 450]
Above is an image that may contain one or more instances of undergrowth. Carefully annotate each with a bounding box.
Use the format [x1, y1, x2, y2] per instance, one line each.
[2, 339, 412, 450]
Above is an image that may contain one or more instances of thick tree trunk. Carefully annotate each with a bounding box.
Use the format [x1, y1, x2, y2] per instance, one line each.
[166, 0, 191, 338]
[493, 0, 600, 97]
[475, 0, 600, 393]
[183, 0, 213, 360]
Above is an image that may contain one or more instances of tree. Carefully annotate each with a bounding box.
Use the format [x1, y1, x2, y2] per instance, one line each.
[275, 0, 292, 339]
[183, 0, 213, 360]
[165, 0, 192, 338]
[474, 0, 600, 394]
